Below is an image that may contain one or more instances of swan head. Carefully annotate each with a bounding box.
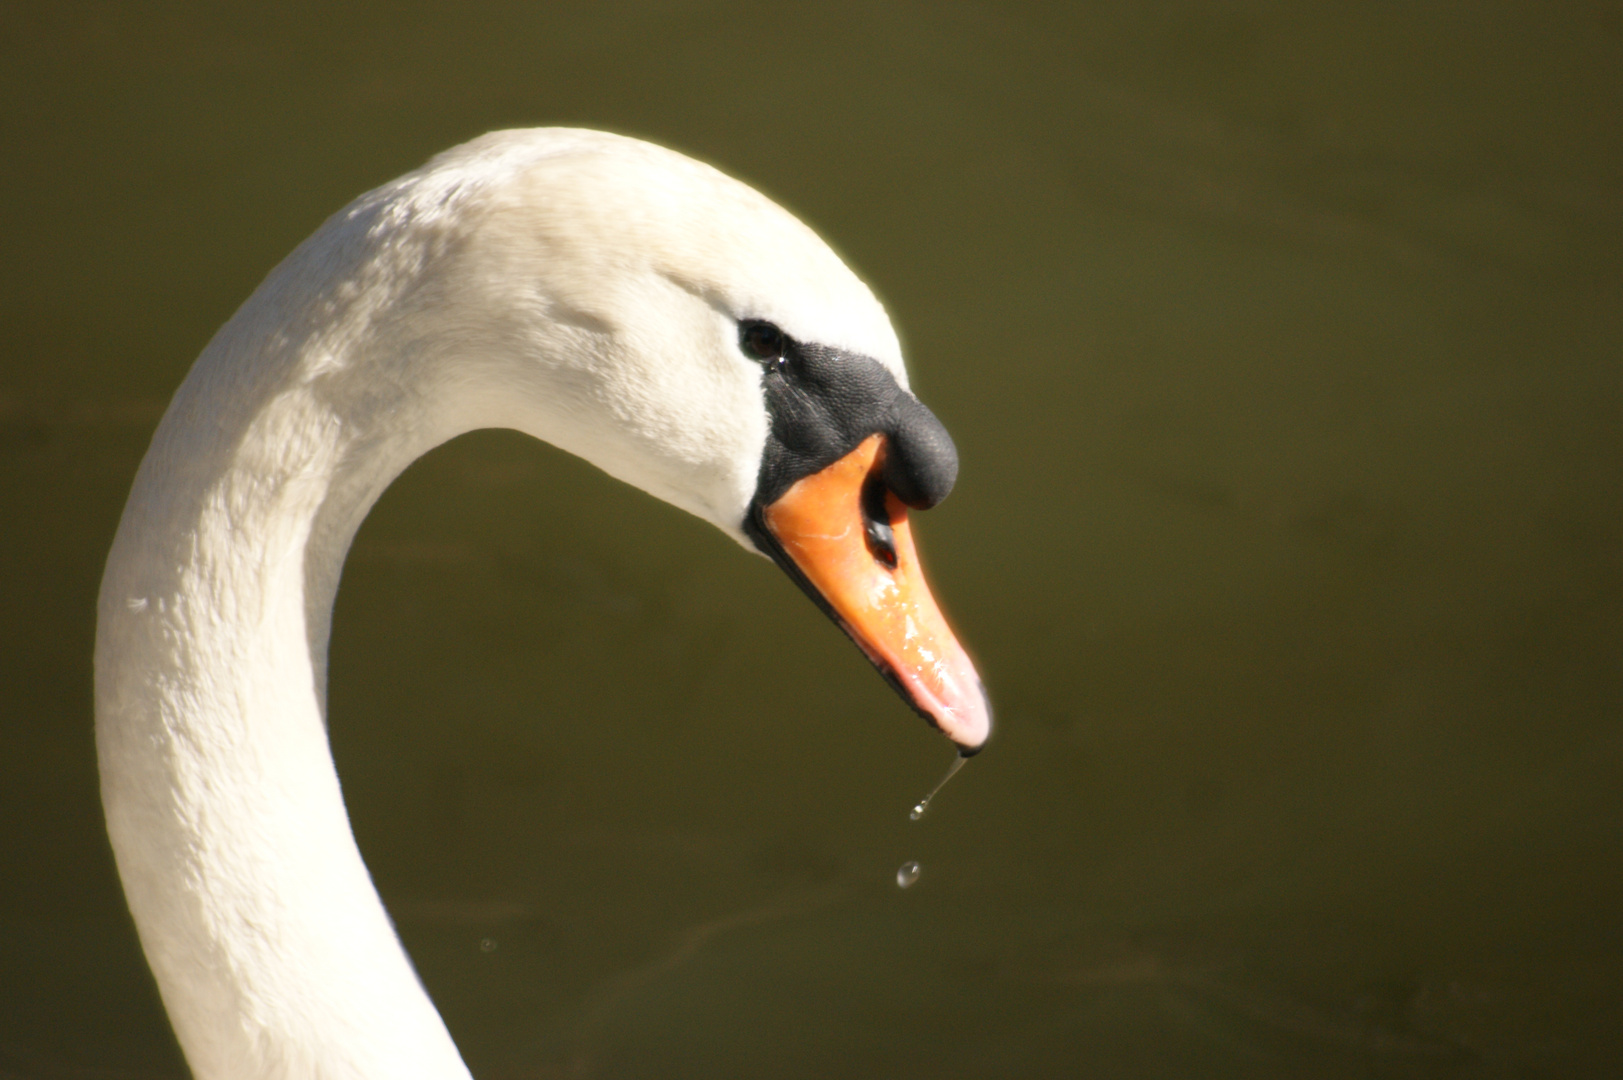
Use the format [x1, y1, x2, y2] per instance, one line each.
[390, 130, 990, 751]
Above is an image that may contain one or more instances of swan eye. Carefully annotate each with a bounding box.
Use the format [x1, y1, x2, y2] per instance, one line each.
[739, 320, 787, 366]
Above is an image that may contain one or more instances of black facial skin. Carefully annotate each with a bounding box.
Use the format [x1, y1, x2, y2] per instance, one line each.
[737, 319, 977, 750]
[737, 319, 959, 512]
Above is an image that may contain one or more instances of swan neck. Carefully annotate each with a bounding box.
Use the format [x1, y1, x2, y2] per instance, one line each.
[94, 218, 476, 1079]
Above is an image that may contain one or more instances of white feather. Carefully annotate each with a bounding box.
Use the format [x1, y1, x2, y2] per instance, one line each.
[95, 128, 902, 1079]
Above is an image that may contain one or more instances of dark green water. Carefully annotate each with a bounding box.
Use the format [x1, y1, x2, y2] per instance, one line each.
[3, 3, 1620, 1076]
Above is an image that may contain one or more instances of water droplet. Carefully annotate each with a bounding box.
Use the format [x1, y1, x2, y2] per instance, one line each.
[479, 937, 497, 953]
[908, 755, 968, 821]
[896, 861, 921, 889]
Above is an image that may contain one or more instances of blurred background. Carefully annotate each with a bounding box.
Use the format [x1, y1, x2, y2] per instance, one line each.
[2, 2, 1620, 1077]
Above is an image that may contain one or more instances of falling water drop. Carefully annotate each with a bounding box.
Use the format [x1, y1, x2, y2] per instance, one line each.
[909, 755, 968, 821]
[479, 937, 497, 953]
[896, 861, 921, 888]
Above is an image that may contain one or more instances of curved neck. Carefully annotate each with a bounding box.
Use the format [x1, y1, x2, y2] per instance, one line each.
[95, 193, 484, 1079]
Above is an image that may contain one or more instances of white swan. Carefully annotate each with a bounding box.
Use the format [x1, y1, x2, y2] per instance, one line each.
[95, 128, 989, 1079]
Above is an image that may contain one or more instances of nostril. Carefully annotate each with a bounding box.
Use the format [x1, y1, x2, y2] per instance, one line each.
[860, 472, 899, 569]
[865, 517, 898, 569]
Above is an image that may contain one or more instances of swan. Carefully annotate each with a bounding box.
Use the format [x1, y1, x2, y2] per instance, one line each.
[94, 128, 990, 1079]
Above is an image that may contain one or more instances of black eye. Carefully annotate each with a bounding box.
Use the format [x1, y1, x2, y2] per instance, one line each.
[739, 320, 787, 364]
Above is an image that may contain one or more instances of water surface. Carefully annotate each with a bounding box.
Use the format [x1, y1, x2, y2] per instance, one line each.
[2, 3, 1619, 1077]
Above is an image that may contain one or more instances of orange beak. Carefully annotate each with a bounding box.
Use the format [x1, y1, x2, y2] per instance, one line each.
[760, 435, 991, 753]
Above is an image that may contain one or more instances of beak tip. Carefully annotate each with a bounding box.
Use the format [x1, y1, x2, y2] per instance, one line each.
[946, 679, 993, 756]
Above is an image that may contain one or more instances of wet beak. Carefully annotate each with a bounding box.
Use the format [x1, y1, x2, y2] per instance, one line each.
[756, 434, 991, 753]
